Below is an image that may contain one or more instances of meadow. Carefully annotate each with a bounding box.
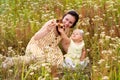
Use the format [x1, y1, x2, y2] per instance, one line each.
[0, 0, 120, 80]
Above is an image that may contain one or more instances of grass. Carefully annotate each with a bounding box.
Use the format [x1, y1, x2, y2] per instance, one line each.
[0, 0, 120, 80]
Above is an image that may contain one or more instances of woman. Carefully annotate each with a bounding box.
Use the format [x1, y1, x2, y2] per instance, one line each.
[2, 10, 79, 76]
[25, 10, 79, 66]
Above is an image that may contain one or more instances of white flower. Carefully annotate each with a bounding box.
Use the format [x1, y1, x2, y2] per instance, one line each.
[85, 32, 90, 35]
[116, 25, 119, 27]
[98, 59, 105, 64]
[101, 50, 107, 54]
[8, 46, 13, 50]
[18, 41, 23, 44]
[8, 69, 13, 73]
[92, 66, 97, 68]
[94, 33, 98, 37]
[118, 60, 120, 63]
[112, 57, 117, 61]
[30, 72, 34, 75]
[105, 36, 111, 41]
[99, 39, 104, 44]
[102, 76, 109, 80]
[107, 49, 112, 54]
[105, 64, 110, 69]
[93, 69, 97, 72]
[86, 49, 90, 52]
[29, 66, 37, 71]
[94, 4, 99, 11]
[100, 32, 105, 38]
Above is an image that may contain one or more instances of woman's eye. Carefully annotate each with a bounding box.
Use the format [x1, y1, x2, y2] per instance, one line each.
[66, 18, 68, 21]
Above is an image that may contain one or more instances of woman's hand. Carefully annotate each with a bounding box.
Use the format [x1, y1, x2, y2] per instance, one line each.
[47, 19, 57, 31]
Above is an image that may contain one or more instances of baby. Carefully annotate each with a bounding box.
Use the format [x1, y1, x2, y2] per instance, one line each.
[58, 28, 89, 69]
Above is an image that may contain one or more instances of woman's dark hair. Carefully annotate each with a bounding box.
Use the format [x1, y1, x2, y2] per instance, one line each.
[62, 10, 79, 28]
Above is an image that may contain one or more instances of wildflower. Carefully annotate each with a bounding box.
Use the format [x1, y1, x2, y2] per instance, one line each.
[18, 41, 23, 44]
[118, 60, 120, 63]
[1, 49, 5, 52]
[116, 25, 119, 27]
[98, 59, 105, 64]
[107, 49, 112, 54]
[94, 33, 98, 37]
[8, 46, 13, 50]
[105, 36, 111, 41]
[1, 42, 4, 45]
[109, 30, 114, 34]
[111, 38, 116, 41]
[8, 69, 13, 73]
[102, 76, 109, 80]
[117, 14, 120, 17]
[94, 4, 99, 11]
[118, 56, 120, 59]
[38, 76, 45, 80]
[112, 57, 117, 61]
[94, 15, 99, 19]
[53, 77, 59, 80]
[99, 39, 104, 44]
[85, 32, 90, 35]
[101, 27, 105, 30]
[103, 14, 105, 17]
[98, 28, 101, 31]
[81, 17, 90, 26]
[86, 49, 90, 52]
[29, 65, 37, 71]
[21, 47, 25, 50]
[38, 76, 42, 80]
[92, 66, 97, 68]
[101, 50, 107, 54]
[79, 14, 82, 18]
[105, 64, 110, 69]
[100, 32, 105, 38]
[30, 72, 34, 75]
[115, 37, 119, 40]
[45, 73, 49, 77]
[108, 17, 112, 19]
[0, 54, 3, 58]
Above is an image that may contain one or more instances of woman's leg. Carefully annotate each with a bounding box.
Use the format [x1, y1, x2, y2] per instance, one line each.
[1, 55, 36, 69]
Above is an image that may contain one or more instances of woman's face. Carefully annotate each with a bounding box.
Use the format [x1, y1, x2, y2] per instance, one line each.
[62, 14, 76, 28]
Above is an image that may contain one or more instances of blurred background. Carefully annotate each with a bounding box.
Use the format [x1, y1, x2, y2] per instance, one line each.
[0, 0, 120, 80]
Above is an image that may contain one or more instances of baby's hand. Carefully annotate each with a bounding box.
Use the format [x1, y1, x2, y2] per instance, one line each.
[58, 26, 65, 33]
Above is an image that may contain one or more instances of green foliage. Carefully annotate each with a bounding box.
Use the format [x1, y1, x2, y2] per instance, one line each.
[0, 0, 120, 80]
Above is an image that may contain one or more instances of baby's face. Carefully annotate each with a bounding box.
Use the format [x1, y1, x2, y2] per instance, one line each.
[71, 29, 83, 42]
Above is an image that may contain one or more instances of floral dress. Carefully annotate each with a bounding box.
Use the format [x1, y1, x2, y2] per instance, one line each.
[25, 28, 63, 66]
[2, 20, 64, 69]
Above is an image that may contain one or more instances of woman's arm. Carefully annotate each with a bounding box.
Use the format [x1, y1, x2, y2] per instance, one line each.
[58, 27, 70, 46]
[34, 19, 56, 40]
[58, 27, 70, 53]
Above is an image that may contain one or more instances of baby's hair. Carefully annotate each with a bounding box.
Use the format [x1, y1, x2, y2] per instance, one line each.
[79, 29, 84, 36]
